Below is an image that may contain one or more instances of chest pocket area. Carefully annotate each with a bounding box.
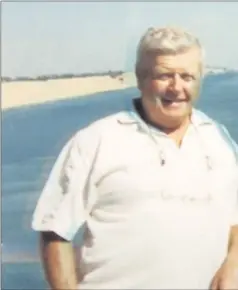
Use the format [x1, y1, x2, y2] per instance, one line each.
[94, 160, 164, 211]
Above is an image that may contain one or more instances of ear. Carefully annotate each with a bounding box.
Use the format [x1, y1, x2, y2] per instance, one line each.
[199, 62, 205, 78]
[137, 77, 144, 91]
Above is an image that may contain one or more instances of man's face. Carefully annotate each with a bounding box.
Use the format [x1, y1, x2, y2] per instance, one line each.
[139, 47, 202, 127]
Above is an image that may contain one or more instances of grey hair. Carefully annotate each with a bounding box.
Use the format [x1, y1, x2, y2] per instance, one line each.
[135, 26, 205, 82]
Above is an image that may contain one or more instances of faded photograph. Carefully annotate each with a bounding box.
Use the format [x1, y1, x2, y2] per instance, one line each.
[2, 2, 238, 289]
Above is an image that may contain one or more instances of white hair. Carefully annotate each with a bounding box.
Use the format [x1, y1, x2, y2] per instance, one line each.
[135, 26, 205, 81]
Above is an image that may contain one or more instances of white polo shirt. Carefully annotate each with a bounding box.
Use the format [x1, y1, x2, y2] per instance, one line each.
[32, 99, 238, 289]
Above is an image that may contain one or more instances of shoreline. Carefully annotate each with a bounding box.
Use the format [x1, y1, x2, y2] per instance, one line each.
[2, 72, 137, 111]
[3, 69, 236, 111]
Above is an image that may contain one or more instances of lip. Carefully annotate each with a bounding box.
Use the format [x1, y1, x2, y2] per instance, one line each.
[161, 98, 188, 108]
[162, 98, 187, 103]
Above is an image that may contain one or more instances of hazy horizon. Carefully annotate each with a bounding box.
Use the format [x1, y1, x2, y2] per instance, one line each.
[2, 2, 238, 77]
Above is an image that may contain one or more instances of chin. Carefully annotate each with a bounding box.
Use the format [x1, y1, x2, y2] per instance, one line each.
[163, 108, 190, 118]
[160, 111, 191, 128]
[161, 103, 191, 117]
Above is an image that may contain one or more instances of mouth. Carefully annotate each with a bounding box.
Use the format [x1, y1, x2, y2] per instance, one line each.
[157, 98, 191, 110]
[161, 98, 187, 105]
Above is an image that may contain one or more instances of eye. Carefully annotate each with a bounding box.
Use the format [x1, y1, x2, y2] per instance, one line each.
[180, 74, 195, 82]
[153, 73, 172, 81]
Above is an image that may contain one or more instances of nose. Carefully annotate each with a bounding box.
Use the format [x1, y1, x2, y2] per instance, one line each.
[169, 74, 183, 93]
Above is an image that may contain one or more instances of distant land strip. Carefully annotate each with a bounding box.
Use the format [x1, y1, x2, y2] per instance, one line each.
[2, 67, 238, 83]
[1, 70, 125, 83]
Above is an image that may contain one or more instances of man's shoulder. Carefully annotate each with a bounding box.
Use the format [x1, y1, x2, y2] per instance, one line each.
[192, 109, 216, 126]
[83, 111, 129, 131]
[194, 109, 233, 134]
[194, 109, 237, 163]
[194, 109, 230, 135]
[72, 111, 129, 143]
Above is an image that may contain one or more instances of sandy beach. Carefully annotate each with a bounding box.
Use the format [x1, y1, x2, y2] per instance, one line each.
[2, 72, 137, 110]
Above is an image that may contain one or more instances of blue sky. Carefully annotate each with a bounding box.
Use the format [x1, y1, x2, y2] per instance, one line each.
[2, 1, 238, 77]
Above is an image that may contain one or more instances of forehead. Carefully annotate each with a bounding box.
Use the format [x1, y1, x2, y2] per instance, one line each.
[143, 48, 202, 74]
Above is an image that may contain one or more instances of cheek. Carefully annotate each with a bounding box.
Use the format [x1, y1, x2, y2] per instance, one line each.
[149, 80, 166, 93]
[187, 83, 201, 99]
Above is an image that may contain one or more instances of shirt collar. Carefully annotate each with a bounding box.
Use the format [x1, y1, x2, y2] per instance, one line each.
[117, 97, 214, 128]
[191, 109, 214, 127]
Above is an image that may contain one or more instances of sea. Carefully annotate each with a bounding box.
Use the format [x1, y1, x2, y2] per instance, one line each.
[2, 72, 238, 289]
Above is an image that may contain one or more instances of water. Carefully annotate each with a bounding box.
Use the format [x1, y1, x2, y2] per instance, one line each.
[2, 73, 238, 289]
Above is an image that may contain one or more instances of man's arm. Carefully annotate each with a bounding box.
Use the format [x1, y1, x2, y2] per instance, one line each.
[228, 225, 238, 261]
[210, 225, 238, 290]
[40, 231, 78, 290]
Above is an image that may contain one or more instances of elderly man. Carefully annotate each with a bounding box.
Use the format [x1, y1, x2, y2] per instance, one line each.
[32, 26, 238, 289]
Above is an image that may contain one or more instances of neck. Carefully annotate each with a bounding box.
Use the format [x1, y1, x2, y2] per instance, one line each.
[165, 119, 190, 147]
[134, 98, 191, 146]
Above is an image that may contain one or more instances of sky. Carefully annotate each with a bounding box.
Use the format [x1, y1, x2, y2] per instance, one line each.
[2, 1, 238, 77]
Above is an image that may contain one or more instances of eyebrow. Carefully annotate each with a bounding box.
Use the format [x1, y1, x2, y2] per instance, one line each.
[154, 66, 195, 73]
[152, 69, 198, 77]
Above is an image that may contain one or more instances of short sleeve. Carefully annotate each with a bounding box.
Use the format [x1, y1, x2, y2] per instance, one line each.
[231, 208, 238, 226]
[230, 164, 238, 226]
[220, 125, 238, 226]
[31, 130, 98, 241]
